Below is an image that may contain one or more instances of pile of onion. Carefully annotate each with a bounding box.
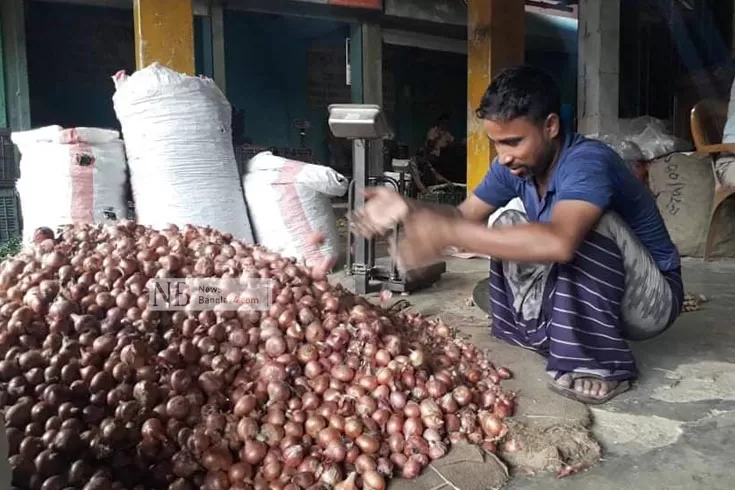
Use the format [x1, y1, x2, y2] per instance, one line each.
[0, 222, 516, 490]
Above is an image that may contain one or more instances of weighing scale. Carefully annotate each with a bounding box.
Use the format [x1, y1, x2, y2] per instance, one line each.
[328, 104, 446, 294]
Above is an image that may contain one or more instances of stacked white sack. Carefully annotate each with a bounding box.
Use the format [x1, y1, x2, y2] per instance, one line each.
[112, 63, 254, 242]
[243, 151, 348, 265]
[12, 126, 128, 243]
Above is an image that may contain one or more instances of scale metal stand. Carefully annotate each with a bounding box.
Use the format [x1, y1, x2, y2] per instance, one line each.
[328, 104, 446, 295]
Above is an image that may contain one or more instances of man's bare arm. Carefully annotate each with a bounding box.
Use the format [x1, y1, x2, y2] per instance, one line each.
[350, 187, 496, 239]
[407, 193, 496, 224]
[448, 200, 603, 263]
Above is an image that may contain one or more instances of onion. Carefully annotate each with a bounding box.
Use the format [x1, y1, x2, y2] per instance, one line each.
[362, 470, 386, 490]
[494, 399, 515, 419]
[429, 441, 448, 460]
[265, 336, 287, 358]
[402, 457, 422, 479]
[283, 444, 305, 468]
[305, 415, 327, 437]
[344, 417, 363, 439]
[419, 399, 441, 419]
[243, 440, 267, 464]
[479, 412, 503, 437]
[389, 391, 407, 410]
[355, 434, 379, 454]
[330, 364, 355, 383]
[0, 221, 518, 490]
[403, 417, 423, 437]
[409, 349, 425, 368]
[426, 378, 448, 398]
[452, 385, 472, 406]
[334, 472, 358, 490]
[354, 454, 377, 473]
[317, 427, 341, 449]
[324, 442, 347, 462]
[404, 401, 420, 419]
[356, 396, 377, 416]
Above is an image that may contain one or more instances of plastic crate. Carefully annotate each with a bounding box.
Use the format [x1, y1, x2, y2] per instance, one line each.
[0, 187, 21, 242]
[0, 128, 19, 183]
[233, 145, 264, 177]
[417, 185, 467, 207]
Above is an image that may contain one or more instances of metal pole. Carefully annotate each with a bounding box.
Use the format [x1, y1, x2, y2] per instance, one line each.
[352, 139, 369, 294]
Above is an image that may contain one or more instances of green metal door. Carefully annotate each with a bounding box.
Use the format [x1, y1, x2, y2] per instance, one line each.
[0, 13, 7, 129]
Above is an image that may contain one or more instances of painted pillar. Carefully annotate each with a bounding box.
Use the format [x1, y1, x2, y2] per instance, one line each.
[577, 0, 620, 134]
[466, 0, 525, 192]
[1, 0, 31, 131]
[350, 23, 384, 176]
[134, 0, 195, 74]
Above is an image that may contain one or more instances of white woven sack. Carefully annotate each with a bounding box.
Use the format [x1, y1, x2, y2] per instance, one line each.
[11, 125, 128, 243]
[243, 152, 348, 264]
[112, 63, 254, 242]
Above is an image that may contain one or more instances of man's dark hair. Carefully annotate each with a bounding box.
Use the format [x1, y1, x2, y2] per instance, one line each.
[475, 65, 561, 124]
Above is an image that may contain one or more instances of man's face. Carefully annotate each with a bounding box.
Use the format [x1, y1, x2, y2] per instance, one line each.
[483, 115, 560, 179]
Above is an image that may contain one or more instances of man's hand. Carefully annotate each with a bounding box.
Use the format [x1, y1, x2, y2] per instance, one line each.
[393, 209, 456, 272]
[307, 233, 337, 280]
[349, 187, 411, 238]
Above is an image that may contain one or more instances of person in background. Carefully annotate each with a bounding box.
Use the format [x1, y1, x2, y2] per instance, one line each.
[348, 66, 683, 405]
[426, 113, 455, 158]
[713, 69, 735, 185]
[408, 145, 453, 194]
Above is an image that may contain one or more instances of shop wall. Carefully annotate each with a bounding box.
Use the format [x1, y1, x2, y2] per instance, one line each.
[221, 10, 470, 163]
[25, 2, 135, 130]
[223, 11, 350, 165]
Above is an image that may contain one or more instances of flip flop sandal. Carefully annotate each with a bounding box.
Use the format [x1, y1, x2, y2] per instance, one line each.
[547, 373, 632, 405]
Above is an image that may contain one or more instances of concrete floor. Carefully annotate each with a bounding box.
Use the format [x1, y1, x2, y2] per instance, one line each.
[330, 256, 735, 489]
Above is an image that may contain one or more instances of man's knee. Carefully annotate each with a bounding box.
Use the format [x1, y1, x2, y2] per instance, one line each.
[492, 209, 528, 228]
[593, 212, 629, 240]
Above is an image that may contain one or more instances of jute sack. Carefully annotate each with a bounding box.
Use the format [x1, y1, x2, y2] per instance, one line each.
[648, 152, 735, 257]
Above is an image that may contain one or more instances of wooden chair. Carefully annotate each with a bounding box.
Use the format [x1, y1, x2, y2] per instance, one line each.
[690, 99, 735, 260]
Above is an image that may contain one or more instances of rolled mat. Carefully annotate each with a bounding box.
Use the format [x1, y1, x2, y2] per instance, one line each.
[472, 277, 492, 315]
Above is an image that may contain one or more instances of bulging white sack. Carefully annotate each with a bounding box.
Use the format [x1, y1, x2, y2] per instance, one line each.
[243, 151, 348, 265]
[11, 125, 128, 243]
[112, 63, 254, 242]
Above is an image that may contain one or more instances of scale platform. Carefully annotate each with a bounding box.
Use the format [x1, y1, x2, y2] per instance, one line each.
[347, 256, 447, 294]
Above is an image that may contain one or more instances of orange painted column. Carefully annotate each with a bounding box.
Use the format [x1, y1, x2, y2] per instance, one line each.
[467, 0, 525, 192]
[133, 0, 195, 74]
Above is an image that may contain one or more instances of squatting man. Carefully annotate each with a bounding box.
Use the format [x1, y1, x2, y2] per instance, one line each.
[347, 66, 684, 405]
